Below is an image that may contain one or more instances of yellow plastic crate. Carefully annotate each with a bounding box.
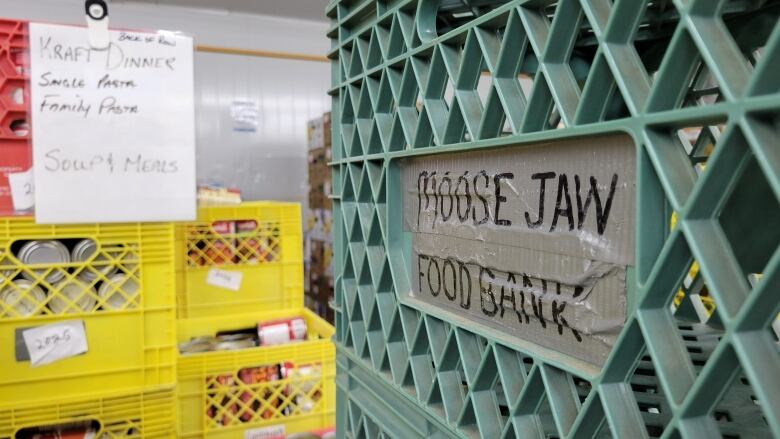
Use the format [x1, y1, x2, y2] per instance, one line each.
[0, 217, 176, 407]
[175, 202, 303, 319]
[177, 308, 335, 438]
[0, 385, 176, 438]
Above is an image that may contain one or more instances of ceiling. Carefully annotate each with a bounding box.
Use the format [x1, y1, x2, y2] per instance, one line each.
[119, 0, 330, 22]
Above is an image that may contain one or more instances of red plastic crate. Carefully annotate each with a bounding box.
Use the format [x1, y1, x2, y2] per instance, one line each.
[0, 19, 31, 216]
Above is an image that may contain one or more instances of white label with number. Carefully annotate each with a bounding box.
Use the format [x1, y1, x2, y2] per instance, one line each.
[22, 320, 88, 367]
[8, 168, 34, 211]
[244, 424, 285, 439]
[206, 268, 243, 291]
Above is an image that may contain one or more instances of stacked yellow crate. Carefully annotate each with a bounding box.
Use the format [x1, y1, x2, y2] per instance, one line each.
[175, 202, 335, 438]
[0, 217, 177, 437]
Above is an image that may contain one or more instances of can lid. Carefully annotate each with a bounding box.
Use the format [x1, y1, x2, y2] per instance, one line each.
[72, 239, 120, 280]
[18, 240, 70, 283]
[97, 273, 139, 310]
[18, 240, 71, 265]
[49, 277, 97, 314]
[1, 279, 47, 317]
[71, 239, 97, 262]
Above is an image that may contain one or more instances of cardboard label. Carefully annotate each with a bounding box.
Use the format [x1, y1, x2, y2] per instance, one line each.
[29, 23, 196, 223]
[22, 320, 88, 367]
[243, 424, 285, 439]
[8, 168, 34, 211]
[207, 268, 243, 291]
[402, 134, 636, 367]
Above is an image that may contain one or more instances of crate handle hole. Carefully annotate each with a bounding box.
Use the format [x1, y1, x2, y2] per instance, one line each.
[15, 419, 102, 438]
[10, 119, 28, 137]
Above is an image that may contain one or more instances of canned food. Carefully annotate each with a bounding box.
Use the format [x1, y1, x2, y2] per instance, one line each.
[71, 239, 118, 281]
[0, 252, 14, 282]
[48, 276, 97, 314]
[258, 317, 307, 346]
[216, 373, 239, 426]
[97, 273, 139, 310]
[119, 244, 139, 275]
[1, 279, 47, 317]
[18, 240, 70, 283]
[206, 221, 236, 265]
[179, 336, 215, 354]
[213, 338, 256, 351]
[205, 242, 233, 265]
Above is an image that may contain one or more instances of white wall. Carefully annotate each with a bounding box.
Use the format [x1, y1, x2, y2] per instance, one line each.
[0, 0, 329, 53]
[195, 52, 330, 201]
[0, 0, 331, 203]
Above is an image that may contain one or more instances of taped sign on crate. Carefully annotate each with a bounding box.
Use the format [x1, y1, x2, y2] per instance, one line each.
[17, 320, 88, 367]
[28, 22, 196, 223]
[206, 268, 243, 291]
[243, 424, 285, 439]
[402, 134, 636, 367]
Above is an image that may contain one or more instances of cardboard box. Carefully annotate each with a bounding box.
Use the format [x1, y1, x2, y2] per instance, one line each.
[305, 274, 334, 323]
[305, 208, 333, 242]
[307, 114, 331, 150]
[308, 240, 333, 278]
[322, 112, 332, 147]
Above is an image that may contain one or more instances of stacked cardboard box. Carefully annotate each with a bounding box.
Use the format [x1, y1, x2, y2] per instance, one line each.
[305, 113, 334, 323]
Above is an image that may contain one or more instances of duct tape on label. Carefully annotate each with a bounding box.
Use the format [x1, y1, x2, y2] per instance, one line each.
[402, 134, 636, 367]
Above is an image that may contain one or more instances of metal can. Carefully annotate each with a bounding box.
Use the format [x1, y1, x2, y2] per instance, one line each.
[214, 334, 257, 351]
[215, 373, 239, 426]
[258, 317, 307, 346]
[48, 276, 97, 314]
[97, 273, 139, 310]
[17, 240, 70, 283]
[118, 244, 139, 275]
[0, 279, 47, 317]
[206, 221, 235, 265]
[0, 252, 14, 282]
[237, 367, 258, 422]
[179, 336, 216, 354]
[235, 220, 260, 264]
[71, 239, 118, 281]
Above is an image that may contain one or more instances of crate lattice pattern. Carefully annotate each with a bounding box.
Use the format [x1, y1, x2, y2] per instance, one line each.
[0, 388, 175, 438]
[185, 222, 282, 267]
[204, 364, 325, 431]
[0, 240, 142, 318]
[329, 0, 780, 437]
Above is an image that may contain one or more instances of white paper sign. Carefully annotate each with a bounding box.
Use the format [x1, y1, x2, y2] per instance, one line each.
[22, 320, 88, 367]
[29, 23, 196, 223]
[244, 425, 285, 439]
[207, 268, 243, 291]
[8, 168, 34, 211]
[231, 100, 259, 132]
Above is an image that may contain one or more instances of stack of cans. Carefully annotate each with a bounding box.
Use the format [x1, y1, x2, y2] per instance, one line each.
[187, 220, 281, 267]
[0, 239, 139, 317]
[205, 362, 323, 427]
[178, 317, 308, 354]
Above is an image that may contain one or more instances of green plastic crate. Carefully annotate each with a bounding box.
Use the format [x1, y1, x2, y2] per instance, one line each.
[337, 346, 452, 438]
[328, 0, 780, 437]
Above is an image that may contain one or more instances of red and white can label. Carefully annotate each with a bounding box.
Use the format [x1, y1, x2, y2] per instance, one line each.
[258, 317, 306, 346]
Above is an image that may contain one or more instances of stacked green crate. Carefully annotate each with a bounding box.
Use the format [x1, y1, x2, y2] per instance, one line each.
[328, 0, 780, 438]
